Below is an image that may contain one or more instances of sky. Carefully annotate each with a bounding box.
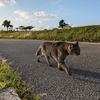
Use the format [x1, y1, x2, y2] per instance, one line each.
[0, 0, 100, 30]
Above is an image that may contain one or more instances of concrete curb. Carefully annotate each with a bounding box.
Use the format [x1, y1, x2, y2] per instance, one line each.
[0, 87, 21, 100]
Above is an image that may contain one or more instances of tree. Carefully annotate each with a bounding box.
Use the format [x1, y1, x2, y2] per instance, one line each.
[58, 19, 71, 28]
[25, 26, 35, 31]
[9, 25, 13, 31]
[19, 26, 24, 31]
[2, 20, 11, 31]
[19, 26, 35, 31]
[15, 27, 19, 31]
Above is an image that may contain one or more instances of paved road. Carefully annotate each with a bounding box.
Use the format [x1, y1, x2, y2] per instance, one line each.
[0, 39, 100, 100]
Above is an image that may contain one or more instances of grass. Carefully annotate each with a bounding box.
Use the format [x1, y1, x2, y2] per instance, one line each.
[0, 57, 39, 100]
[0, 25, 100, 42]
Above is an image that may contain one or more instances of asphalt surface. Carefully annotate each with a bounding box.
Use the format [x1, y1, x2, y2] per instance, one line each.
[0, 39, 100, 100]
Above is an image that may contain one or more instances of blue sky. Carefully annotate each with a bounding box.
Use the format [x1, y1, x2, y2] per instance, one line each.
[0, 0, 100, 30]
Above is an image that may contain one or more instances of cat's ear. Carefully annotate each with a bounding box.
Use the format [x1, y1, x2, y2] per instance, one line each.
[76, 42, 79, 45]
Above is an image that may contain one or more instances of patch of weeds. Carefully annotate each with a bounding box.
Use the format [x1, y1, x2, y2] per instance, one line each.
[0, 57, 40, 100]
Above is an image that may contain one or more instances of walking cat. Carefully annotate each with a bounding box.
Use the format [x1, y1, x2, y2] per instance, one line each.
[35, 41, 80, 76]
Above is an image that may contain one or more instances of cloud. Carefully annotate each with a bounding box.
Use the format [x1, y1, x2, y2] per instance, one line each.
[33, 11, 57, 23]
[14, 10, 58, 24]
[33, 26, 45, 30]
[50, 0, 65, 5]
[50, 0, 67, 10]
[0, 0, 16, 7]
[10, 0, 16, 5]
[14, 10, 58, 30]
[50, 0, 60, 5]
[34, 25, 53, 30]
[0, 2, 5, 7]
[4, 0, 16, 5]
[14, 10, 32, 22]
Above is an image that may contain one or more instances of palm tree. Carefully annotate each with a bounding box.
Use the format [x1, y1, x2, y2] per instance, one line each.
[59, 19, 66, 28]
[2, 20, 11, 31]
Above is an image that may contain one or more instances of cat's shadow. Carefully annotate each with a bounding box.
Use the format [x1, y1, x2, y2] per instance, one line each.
[38, 60, 100, 85]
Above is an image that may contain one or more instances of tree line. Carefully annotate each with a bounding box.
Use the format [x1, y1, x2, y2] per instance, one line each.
[1, 19, 71, 32]
[2, 20, 35, 32]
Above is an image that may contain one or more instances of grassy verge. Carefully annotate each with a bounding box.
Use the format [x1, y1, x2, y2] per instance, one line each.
[0, 57, 39, 100]
[0, 25, 100, 42]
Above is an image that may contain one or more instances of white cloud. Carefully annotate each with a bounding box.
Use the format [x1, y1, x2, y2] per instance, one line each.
[11, 0, 16, 4]
[0, 2, 5, 7]
[14, 10, 58, 30]
[4, 0, 16, 5]
[33, 26, 45, 30]
[50, 0, 60, 5]
[33, 25, 53, 30]
[14, 10, 32, 22]
[14, 10, 58, 24]
[34, 11, 57, 19]
[0, 0, 16, 6]
[45, 26, 53, 30]
[50, 0, 65, 5]
[50, 0, 65, 11]
[33, 11, 57, 23]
